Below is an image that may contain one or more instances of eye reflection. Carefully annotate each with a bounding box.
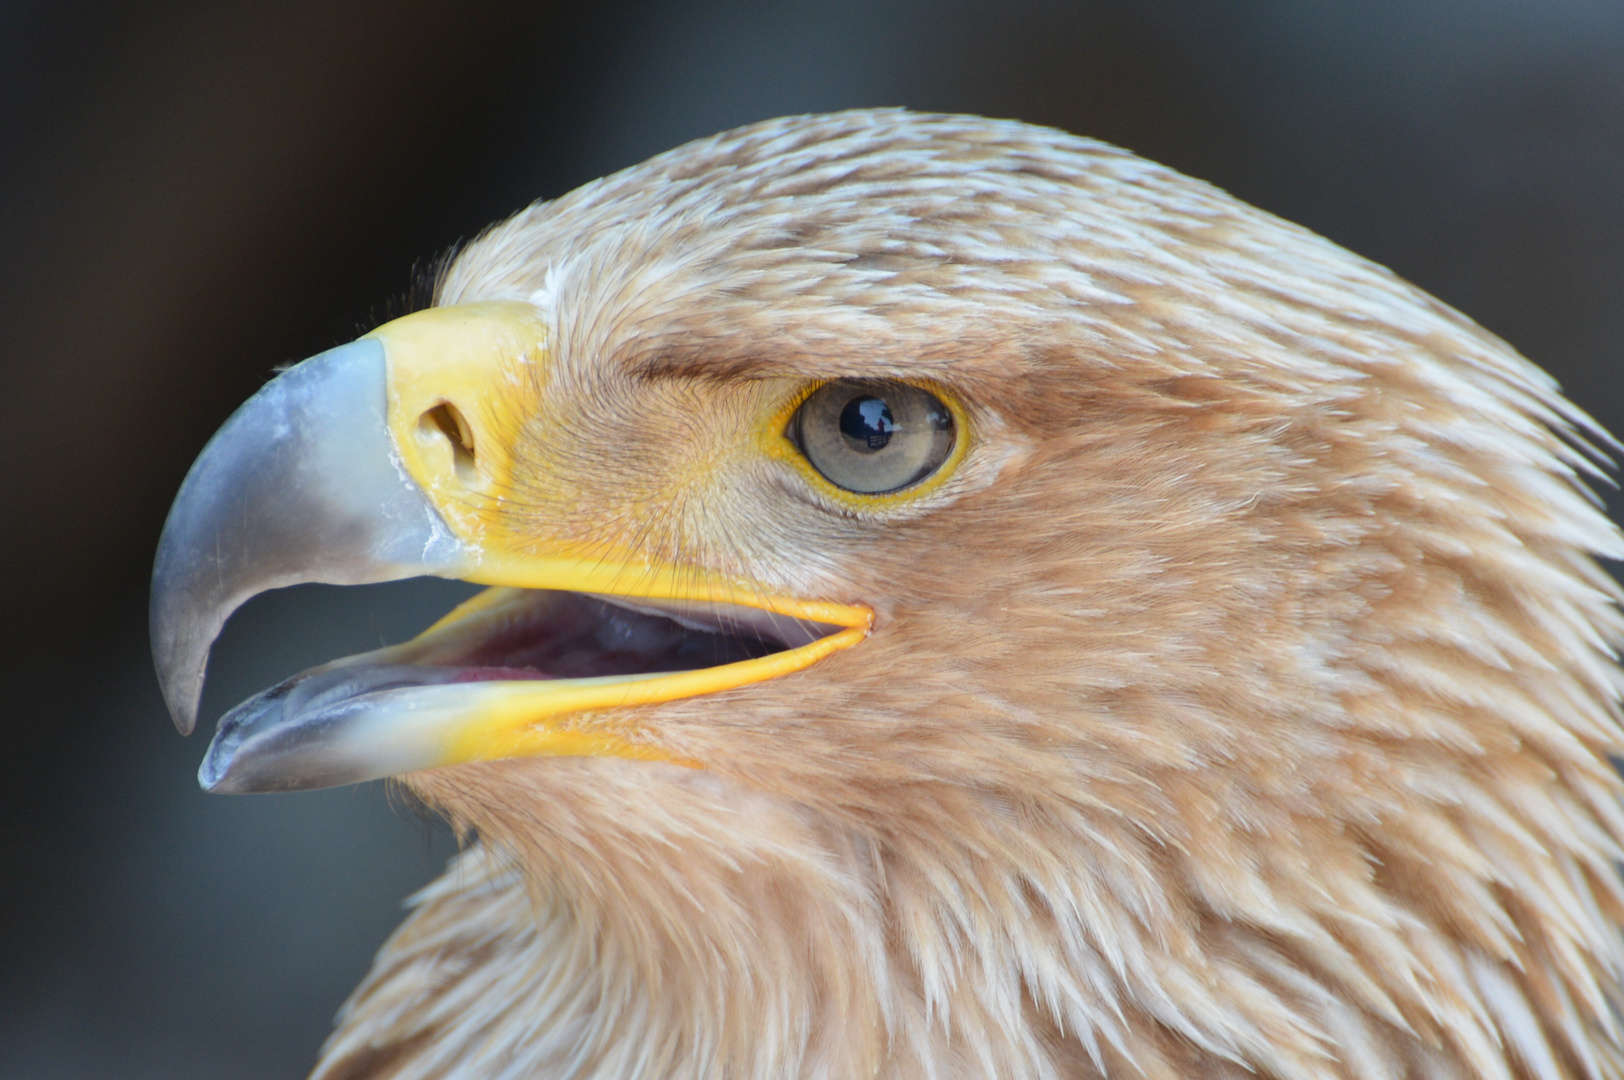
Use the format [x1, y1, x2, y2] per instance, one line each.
[840, 397, 897, 451]
[789, 380, 955, 494]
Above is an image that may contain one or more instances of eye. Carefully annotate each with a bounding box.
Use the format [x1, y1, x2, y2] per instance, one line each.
[788, 380, 956, 494]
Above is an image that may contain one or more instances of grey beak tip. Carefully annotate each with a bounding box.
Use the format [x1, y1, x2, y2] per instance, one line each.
[167, 686, 201, 737]
[150, 593, 204, 736]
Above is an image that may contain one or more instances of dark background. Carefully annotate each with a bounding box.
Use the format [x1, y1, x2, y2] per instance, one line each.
[2, 2, 1621, 1076]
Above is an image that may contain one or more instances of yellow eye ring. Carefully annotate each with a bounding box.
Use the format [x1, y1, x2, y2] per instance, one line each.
[762, 379, 971, 510]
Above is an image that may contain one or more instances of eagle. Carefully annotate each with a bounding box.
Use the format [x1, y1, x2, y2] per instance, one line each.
[151, 110, 1624, 1080]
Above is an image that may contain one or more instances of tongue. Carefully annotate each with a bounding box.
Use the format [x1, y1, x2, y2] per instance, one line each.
[450, 666, 558, 683]
[446, 593, 789, 678]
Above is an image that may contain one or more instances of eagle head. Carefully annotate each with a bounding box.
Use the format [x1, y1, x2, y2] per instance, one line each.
[152, 110, 1624, 1080]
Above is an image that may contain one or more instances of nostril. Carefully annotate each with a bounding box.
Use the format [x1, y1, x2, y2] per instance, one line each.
[419, 402, 478, 481]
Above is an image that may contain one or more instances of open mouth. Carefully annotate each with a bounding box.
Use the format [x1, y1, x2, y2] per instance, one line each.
[199, 586, 862, 793]
[149, 310, 876, 795]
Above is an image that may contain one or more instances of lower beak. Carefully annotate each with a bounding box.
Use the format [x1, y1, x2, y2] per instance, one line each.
[151, 303, 870, 793]
[196, 588, 863, 793]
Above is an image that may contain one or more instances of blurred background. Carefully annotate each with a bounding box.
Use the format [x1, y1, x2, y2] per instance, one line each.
[2, 1, 1621, 1076]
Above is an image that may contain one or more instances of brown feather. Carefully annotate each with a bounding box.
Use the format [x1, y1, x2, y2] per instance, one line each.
[313, 110, 1624, 1080]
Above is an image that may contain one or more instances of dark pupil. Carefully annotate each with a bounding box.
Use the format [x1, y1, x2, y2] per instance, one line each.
[839, 396, 896, 451]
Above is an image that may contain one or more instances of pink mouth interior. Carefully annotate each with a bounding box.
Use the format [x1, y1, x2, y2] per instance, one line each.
[431, 590, 802, 682]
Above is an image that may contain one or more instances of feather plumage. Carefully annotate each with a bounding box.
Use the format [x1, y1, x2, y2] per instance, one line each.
[307, 110, 1624, 1080]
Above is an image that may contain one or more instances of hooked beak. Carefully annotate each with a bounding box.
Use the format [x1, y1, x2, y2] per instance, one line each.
[150, 333, 469, 737]
[151, 302, 870, 793]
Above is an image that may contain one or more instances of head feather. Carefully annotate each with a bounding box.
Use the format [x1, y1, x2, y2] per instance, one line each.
[317, 110, 1624, 1080]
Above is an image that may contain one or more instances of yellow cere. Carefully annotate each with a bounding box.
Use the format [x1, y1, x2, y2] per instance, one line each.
[369, 301, 550, 541]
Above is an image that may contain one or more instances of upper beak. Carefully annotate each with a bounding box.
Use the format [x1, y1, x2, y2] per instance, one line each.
[151, 302, 870, 793]
[150, 334, 471, 737]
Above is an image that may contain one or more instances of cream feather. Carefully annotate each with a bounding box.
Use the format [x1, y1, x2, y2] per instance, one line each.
[310, 110, 1624, 1080]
